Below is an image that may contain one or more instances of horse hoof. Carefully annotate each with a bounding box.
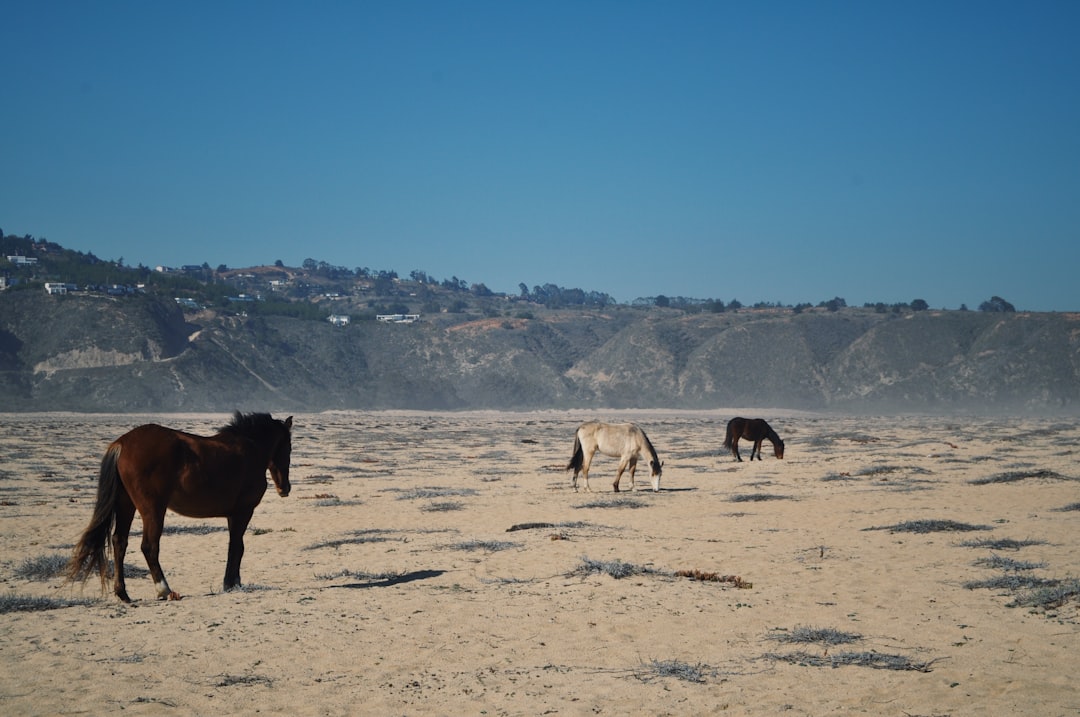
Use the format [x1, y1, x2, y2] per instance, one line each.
[166, 591, 182, 601]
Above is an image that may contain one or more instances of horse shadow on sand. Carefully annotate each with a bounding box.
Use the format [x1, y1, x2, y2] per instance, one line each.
[326, 570, 445, 590]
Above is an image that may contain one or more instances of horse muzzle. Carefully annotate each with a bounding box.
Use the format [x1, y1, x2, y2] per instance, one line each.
[271, 467, 291, 497]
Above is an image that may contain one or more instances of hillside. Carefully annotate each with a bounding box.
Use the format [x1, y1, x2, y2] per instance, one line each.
[2, 291, 1078, 413]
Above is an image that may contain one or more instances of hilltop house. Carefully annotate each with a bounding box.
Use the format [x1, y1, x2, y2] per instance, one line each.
[377, 313, 420, 324]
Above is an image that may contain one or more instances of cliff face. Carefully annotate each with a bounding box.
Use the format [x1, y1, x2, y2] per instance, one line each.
[2, 291, 1078, 413]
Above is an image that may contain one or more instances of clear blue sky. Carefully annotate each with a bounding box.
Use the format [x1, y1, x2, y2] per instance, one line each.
[3, 1, 1078, 310]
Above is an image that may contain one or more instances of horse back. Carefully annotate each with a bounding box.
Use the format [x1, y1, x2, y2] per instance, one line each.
[113, 424, 193, 470]
[114, 424, 265, 518]
[728, 417, 769, 440]
[580, 421, 649, 458]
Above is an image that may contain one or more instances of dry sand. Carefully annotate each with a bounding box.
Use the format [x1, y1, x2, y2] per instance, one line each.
[1, 410, 1078, 716]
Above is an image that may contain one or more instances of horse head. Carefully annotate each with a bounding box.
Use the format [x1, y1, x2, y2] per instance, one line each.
[269, 416, 293, 497]
[774, 439, 785, 460]
[649, 459, 663, 492]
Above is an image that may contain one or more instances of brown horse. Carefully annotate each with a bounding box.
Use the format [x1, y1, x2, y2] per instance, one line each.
[67, 412, 293, 602]
[566, 421, 663, 492]
[723, 417, 784, 462]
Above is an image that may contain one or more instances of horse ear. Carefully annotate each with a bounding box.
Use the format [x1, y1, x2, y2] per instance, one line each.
[284, 416, 293, 430]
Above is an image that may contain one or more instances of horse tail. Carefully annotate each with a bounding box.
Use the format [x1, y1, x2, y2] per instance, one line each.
[722, 420, 735, 449]
[567, 431, 584, 472]
[67, 444, 122, 592]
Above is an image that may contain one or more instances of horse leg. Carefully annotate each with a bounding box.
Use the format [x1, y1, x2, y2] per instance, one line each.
[627, 457, 638, 491]
[581, 450, 595, 492]
[752, 439, 763, 460]
[613, 461, 624, 492]
[139, 506, 178, 600]
[732, 437, 742, 462]
[225, 509, 255, 591]
[111, 493, 136, 603]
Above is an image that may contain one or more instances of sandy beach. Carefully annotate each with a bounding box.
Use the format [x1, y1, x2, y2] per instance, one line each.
[1, 410, 1078, 716]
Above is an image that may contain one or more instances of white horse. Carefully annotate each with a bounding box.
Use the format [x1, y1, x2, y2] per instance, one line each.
[566, 421, 663, 492]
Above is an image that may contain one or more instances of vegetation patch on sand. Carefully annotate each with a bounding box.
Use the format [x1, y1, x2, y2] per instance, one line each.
[728, 493, 792, 503]
[969, 469, 1070, 485]
[1009, 579, 1080, 610]
[0, 593, 96, 613]
[761, 650, 937, 672]
[634, 659, 719, 684]
[572, 556, 663, 579]
[765, 626, 862, 645]
[863, 519, 993, 534]
[449, 539, 521, 552]
[575, 496, 650, 509]
[305, 529, 399, 551]
[12, 553, 69, 581]
[958, 537, 1047, 550]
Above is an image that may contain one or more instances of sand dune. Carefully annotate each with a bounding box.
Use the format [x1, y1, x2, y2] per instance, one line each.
[1, 410, 1077, 715]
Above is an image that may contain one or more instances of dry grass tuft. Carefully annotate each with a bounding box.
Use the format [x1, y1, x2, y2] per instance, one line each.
[12, 553, 69, 581]
[635, 658, 718, 684]
[957, 537, 1046, 550]
[864, 519, 992, 534]
[1009, 579, 1080, 610]
[572, 556, 660, 580]
[969, 469, 1068, 485]
[762, 650, 937, 672]
[576, 496, 649, 509]
[450, 539, 521, 552]
[766, 626, 861, 645]
[304, 529, 397, 551]
[972, 554, 1046, 571]
[728, 493, 791, 503]
[0, 593, 96, 613]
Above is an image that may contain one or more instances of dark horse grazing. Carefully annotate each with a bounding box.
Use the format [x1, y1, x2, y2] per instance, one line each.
[67, 412, 293, 602]
[723, 417, 784, 462]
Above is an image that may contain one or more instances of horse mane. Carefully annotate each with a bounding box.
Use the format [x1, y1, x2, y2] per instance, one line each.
[765, 424, 782, 444]
[640, 428, 660, 466]
[220, 411, 280, 439]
